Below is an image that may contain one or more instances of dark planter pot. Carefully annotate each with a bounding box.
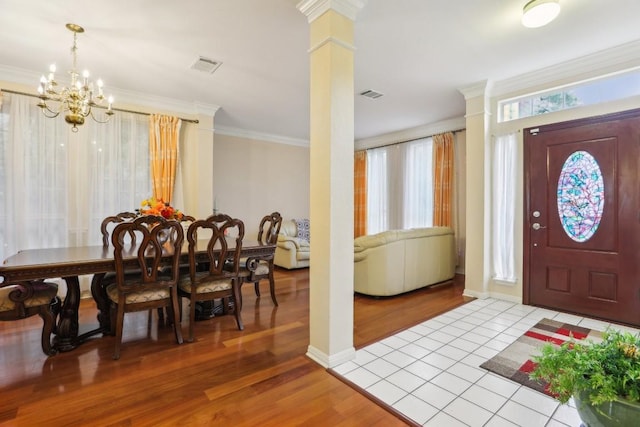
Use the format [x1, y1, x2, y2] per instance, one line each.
[574, 389, 640, 427]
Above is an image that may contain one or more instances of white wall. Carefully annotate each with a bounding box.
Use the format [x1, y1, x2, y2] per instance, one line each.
[212, 133, 310, 240]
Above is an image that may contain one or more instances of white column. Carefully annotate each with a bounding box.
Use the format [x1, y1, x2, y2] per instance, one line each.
[459, 81, 492, 299]
[298, 0, 365, 367]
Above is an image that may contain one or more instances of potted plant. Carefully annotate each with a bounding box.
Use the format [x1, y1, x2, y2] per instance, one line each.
[530, 329, 640, 426]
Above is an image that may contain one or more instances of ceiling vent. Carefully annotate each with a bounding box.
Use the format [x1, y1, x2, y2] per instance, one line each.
[360, 89, 384, 99]
[190, 56, 222, 74]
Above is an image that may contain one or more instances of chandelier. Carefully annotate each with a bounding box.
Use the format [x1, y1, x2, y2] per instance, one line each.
[37, 23, 114, 132]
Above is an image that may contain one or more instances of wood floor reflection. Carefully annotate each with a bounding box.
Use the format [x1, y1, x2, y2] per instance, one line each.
[0, 269, 468, 426]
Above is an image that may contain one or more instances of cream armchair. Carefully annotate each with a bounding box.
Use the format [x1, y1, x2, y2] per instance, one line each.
[274, 219, 310, 269]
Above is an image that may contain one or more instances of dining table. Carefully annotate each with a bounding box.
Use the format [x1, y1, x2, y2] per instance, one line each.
[0, 238, 275, 352]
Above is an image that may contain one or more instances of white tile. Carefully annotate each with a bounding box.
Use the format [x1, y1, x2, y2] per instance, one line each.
[398, 342, 432, 359]
[448, 337, 481, 353]
[431, 371, 472, 395]
[366, 379, 407, 405]
[472, 345, 499, 360]
[404, 360, 442, 381]
[423, 411, 468, 427]
[511, 386, 559, 417]
[395, 329, 423, 343]
[449, 319, 477, 331]
[363, 341, 394, 357]
[460, 384, 508, 413]
[446, 362, 486, 383]
[474, 326, 502, 339]
[460, 352, 487, 369]
[392, 394, 439, 425]
[408, 323, 435, 336]
[353, 349, 377, 365]
[412, 382, 457, 409]
[434, 344, 470, 361]
[484, 415, 520, 427]
[363, 357, 400, 378]
[415, 336, 445, 351]
[428, 330, 457, 344]
[380, 335, 411, 349]
[496, 400, 550, 427]
[440, 325, 467, 337]
[460, 331, 491, 346]
[421, 318, 448, 329]
[386, 368, 426, 393]
[332, 360, 358, 375]
[482, 338, 510, 352]
[342, 366, 381, 389]
[550, 403, 582, 426]
[382, 349, 417, 368]
[443, 397, 493, 426]
[422, 351, 457, 370]
[475, 373, 520, 399]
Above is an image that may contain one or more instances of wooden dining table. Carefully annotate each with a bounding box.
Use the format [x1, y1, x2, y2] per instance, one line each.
[0, 239, 275, 352]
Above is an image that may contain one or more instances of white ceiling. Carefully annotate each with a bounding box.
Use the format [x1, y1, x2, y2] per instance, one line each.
[1, 0, 640, 143]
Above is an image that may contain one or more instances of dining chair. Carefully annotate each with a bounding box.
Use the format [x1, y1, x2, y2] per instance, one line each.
[178, 214, 245, 342]
[237, 212, 282, 306]
[0, 281, 61, 355]
[105, 215, 184, 359]
[91, 212, 139, 331]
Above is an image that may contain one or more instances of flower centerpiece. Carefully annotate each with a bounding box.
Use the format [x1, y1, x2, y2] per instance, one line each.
[138, 197, 184, 220]
[530, 329, 640, 426]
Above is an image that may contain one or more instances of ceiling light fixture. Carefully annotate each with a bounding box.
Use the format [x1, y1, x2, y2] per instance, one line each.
[37, 23, 114, 132]
[521, 0, 561, 28]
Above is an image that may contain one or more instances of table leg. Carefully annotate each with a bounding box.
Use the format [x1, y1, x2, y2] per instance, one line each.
[90, 272, 111, 333]
[54, 276, 81, 352]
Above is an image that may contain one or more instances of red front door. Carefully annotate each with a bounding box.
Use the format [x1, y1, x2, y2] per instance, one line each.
[524, 109, 640, 326]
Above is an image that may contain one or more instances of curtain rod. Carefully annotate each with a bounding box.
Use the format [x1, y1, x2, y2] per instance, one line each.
[362, 127, 467, 150]
[1, 88, 199, 124]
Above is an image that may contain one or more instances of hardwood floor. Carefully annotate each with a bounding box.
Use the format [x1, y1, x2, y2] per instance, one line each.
[0, 269, 469, 426]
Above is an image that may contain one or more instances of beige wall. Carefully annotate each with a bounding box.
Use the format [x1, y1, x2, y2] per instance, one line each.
[211, 133, 310, 240]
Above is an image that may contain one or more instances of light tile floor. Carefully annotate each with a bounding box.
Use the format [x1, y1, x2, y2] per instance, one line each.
[333, 298, 640, 427]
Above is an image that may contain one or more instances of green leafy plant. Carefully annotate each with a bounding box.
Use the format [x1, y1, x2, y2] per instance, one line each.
[530, 330, 640, 405]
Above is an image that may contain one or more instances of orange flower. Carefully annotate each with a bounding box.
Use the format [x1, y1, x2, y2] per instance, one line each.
[139, 197, 183, 220]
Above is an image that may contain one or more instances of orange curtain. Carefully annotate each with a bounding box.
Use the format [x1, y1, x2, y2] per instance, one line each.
[149, 114, 181, 203]
[433, 132, 454, 227]
[354, 150, 367, 238]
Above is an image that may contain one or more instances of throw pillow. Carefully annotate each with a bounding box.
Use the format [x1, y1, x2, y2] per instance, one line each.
[294, 218, 310, 243]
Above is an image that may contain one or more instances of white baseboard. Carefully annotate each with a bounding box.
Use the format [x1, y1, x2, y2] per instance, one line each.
[306, 345, 356, 368]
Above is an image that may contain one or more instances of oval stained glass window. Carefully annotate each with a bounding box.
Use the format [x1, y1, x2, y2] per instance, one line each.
[556, 150, 604, 242]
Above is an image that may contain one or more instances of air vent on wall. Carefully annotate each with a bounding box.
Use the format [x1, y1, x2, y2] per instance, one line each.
[360, 89, 384, 99]
[190, 56, 222, 74]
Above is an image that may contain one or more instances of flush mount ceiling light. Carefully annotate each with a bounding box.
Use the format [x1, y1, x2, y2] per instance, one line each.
[522, 0, 561, 28]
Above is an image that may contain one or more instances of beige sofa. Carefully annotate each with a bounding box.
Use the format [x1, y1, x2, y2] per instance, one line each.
[354, 227, 455, 296]
[274, 219, 310, 269]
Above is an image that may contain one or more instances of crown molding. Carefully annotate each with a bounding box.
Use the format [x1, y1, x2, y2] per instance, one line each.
[297, 0, 367, 23]
[492, 39, 640, 98]
[214, 125, 309, 147]
[458, 80, 491, 100]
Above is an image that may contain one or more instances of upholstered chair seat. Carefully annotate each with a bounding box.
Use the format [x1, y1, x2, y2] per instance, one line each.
[0, 281, 61, 355]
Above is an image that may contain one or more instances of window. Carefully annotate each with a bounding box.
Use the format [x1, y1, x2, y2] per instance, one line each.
[366, 137, 433, 234]
[0, 93, 150, 263]
[499, 69, 640, 122]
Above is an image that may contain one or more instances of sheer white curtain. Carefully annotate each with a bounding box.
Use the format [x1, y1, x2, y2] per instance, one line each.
[366, 147, 388, 234]
[366, 137, 434, 234]
[492, 132, 518, 282]
[0, 93, 151, 263]
[0, 93, 69, 262]
[84, 113, 150, 245]
[403, 138, 433, 229]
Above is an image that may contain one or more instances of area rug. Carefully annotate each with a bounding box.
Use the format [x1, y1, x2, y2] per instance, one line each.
[480, 318, 603, 396]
